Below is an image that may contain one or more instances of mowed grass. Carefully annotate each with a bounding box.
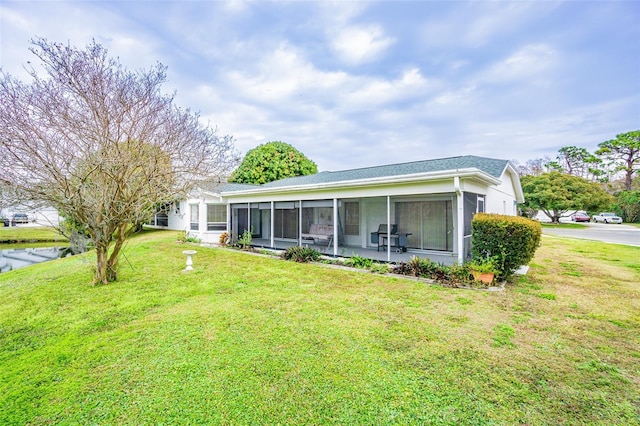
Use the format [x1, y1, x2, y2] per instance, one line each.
[0, 226, 67, 243]
[540, 222, 588, 229]
[0, 230, 638, 425]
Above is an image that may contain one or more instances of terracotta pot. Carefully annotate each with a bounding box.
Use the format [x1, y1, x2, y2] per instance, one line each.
[471, 270, 495, 284]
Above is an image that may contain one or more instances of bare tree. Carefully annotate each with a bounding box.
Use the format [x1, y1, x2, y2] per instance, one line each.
[511, 156, 555, 177]
[0, 39, 238, 284]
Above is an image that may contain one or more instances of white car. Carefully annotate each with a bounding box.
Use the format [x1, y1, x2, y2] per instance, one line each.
[592, 212, 623, 224]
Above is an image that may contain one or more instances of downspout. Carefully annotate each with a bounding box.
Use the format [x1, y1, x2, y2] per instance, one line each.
[454, 176, 464, 264]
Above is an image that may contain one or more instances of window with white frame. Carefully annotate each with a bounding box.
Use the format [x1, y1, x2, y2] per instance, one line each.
[207, 204, 227, 231]
[190, 204, 199, 230]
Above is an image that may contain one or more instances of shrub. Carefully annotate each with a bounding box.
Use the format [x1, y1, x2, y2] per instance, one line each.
[392, 257, 479, 287]
[614, 190, 640, 223]
[281, 246, 321, 263]
[219, 232, 231, 246]
[369, 262, 390, 274]
[236, 228, 253, 250]
[407, 256, 439, 277]
[466, 256, 499, 274]
[471, 213, 541, 280]
[344, 253, 374, 269]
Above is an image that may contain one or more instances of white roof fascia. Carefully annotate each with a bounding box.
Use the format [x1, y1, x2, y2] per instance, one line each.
[502, 163, 525, 203]
[221, 168, 501, 198]
[201, 192, 224, 202]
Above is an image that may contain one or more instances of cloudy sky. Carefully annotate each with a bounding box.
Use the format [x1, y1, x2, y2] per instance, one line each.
[1, 1, 638, 172]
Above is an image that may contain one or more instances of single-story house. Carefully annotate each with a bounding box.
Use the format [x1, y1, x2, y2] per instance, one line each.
[150, 155, 524, 264]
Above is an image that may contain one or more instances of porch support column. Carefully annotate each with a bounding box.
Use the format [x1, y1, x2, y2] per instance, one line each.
[387, 196, 391, 262]
[247, 203, 251, 235]
[226, 203, 231, 234]
[333, 198, 338, 256]
[454, 176, 464, 264]
[199, 199, 207, 236]
[298, 200, 303, 246]
[270, 202, 274, 248]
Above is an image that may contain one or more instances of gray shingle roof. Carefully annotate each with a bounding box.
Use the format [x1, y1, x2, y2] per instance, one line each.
[199, 182, 256, 192]
[228, 155, 509, 191]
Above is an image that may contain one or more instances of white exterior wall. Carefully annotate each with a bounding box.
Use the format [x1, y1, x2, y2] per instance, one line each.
[159, 198, 228, 245]
[485, 171, 519, 216]
[168, 201, 186, 230]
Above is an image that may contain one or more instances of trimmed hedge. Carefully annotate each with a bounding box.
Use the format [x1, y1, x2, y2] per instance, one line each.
[471, 213, 541, 279]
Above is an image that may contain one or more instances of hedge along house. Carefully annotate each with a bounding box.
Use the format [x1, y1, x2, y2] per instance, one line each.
[212, 155, 524, 264]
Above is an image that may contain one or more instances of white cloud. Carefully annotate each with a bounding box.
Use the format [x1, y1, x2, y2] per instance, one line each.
[421, 2, 558, 49]
[331, 25, 395, 66]
[225, 44, 348, 104]
[479, 44, 557, 85]
[1, 1, 637, 173]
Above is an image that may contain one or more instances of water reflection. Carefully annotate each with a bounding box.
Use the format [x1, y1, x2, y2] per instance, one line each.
[0, 246, 73, 273]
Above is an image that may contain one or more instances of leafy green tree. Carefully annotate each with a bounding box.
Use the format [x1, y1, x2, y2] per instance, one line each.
[521, 172, 614, 223]
[614, 190, 640, 223]
[596, 130, 640, 191]
[555, 146, 605, 181]
[228, 141, 318, 184]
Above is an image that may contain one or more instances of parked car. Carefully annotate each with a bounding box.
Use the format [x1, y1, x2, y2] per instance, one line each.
[13, 213, 30, 223]
[2, 213, 30, 226]
[592, 212, 623, 224]
[571, 211, 591, 222]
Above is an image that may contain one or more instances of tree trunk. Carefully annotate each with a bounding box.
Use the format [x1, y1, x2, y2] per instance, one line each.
[106, 224, 128, 282]
[94, 242, 109, 285]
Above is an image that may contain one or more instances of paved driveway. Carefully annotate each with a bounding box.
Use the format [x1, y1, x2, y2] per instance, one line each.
[542, 222, 640, 246]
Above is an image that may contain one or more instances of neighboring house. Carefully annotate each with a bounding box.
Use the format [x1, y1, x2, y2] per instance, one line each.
[154, 155, 524, 265]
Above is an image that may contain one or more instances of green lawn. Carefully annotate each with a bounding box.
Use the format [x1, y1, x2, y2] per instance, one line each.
[540, 222, 588, 229]
[1, 230, 638, 425]
[0, 226, 67, 244]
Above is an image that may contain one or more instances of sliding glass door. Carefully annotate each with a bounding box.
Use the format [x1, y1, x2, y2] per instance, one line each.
[395, 200, 453, 251]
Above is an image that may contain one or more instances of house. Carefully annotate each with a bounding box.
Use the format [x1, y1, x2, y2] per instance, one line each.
[152, 155, 524, 264]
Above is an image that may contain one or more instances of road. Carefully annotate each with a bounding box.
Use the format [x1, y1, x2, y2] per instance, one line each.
[542, 222, 640, 246]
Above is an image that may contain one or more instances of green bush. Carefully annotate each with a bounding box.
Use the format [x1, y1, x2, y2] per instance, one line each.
[407, 256, 438, 277]
[471, 213, 541, 280]
[614, 190, 640, 223]
[281, 246, 321, 263]
[344, 253, 374, 269]
[369, 262, 390, 274]
[393, 257, 479, 287]
[236, 228, 253, 250]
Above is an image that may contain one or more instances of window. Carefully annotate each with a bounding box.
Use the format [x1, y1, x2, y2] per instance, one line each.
[207, 204, 227, 231]
[150, 202, 170, 227]
[344, 202, 359, 235]
[190, 204, 199, 230]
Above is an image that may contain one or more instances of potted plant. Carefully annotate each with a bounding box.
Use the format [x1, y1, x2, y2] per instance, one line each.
[467, 256, 499, 284]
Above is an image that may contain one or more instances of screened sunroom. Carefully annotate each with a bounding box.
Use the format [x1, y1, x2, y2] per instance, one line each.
[222, 156, 522, 264]
[228, 191, 489, 265]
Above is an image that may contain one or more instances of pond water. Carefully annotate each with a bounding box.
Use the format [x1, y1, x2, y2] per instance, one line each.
[0, 246, 73, 273]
